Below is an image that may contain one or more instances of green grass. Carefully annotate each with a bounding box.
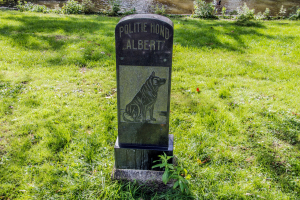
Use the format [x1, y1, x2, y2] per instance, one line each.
[0, 10, 300, 199]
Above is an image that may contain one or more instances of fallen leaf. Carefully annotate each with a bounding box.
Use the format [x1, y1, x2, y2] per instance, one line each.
[292, 112, 299, 116]
[246, 156, 254, 162]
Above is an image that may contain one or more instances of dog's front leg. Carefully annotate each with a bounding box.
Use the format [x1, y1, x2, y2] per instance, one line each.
[142, 106, 146, 122]
[150, 105, 156, 121]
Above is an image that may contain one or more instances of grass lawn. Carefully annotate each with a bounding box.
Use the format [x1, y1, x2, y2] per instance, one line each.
[0, 10, 300, 199]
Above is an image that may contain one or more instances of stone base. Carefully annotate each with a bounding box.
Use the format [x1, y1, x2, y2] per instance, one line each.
[112, 168, 174, 189]
[114, 134, 173, 170]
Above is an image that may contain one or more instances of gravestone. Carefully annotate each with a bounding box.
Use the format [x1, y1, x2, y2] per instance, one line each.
[113, 14, 174, 178]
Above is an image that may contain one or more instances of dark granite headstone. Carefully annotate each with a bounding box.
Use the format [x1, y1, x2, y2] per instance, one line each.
[114, 14, 174, 171]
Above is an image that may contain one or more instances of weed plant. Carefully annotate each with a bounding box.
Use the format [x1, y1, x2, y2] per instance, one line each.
[193, 0, 217, 19]
[107, 0, 120, 16]
[152, 153, 191, 194]
[221, 6, 226, 19]
[0, 11, 300, 199]
[237, 3, 255, 21]
[16, 1, 51, 13]
[152, 4, 166, 16]
[62, 0, 84, 14]
[263, 8, 271, 20]
[278, 5, 287, 19]
[289, 8, 300, 20]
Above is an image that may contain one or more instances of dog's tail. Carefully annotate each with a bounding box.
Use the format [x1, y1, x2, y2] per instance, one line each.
[123, 112, 134, 122]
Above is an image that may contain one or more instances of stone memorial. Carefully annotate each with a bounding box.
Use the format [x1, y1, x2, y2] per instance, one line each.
[113, 14, 174, 181]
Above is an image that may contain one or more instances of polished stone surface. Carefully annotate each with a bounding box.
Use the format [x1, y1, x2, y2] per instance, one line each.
[115, 14, 174, 148]
[114, 134, 173, 170]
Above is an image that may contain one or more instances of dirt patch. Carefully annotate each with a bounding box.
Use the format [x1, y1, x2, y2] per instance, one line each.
[54, 35, 69, 41]
[79, 67, 92, 74]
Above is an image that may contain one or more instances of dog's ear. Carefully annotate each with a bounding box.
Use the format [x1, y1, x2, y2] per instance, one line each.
[151, 71, 155, 76]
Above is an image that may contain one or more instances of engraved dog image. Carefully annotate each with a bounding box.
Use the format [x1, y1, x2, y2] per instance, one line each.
[123, 71, 166, 122]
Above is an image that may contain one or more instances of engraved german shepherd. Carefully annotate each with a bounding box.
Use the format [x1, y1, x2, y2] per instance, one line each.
[123, 71, 166, 122]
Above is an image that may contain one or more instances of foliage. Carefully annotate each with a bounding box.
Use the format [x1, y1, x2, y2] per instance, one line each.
[255, 7, 278, 21]
[17, 0, 94, 14]
[13, 0, 300, 21]
[254, 12, 264, 20]
[152, 153, 190, 194]
[193, 0, 217, 19]
[52, 7, 63, 14]
[62, 0, 84, 14]
[101, 1, 135, 16]
[237, 3, 255, 21]
[229, 10, 238, 16]
[111, 3, 120, 16]
[61, 0, 93, 15]
[278, 5, 287, 19]
[152, 4, 165, 16]
[107, 0, 120, 16]
[152, 153, 174, 185]
[221, 6, 226, 18]
[263, 8, 271, 20]
[289, 8, 300, 20]
[82, 0, 95, 14]
[122, 8, 137, 16]
[16, 0, 50, 13]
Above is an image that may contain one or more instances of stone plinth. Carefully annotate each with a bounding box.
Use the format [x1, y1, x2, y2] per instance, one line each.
[114, 134, 173, 170]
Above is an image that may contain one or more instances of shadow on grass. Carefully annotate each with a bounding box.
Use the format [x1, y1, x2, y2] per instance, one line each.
[260, 109, 300, 147]
[0, 14, 117, 66]
[173, 18, 298, 54]
[234, 19, 265, 27]
[1, 14, 299, 68]
[255, 150, 300, 193]
[173, 18, 267, 52]
[245, 111, 300, 193]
